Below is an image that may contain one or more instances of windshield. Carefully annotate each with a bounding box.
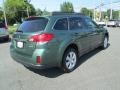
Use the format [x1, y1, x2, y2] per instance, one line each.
[17, 17, 48, 33]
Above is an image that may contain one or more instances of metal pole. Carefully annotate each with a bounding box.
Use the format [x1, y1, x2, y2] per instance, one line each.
[110, 0, 113, 20]
[94, 9, 96, 21]
[27, 6, 29, 17]
[3, 0, 7, 27]
[93, 0, 96, 21]
[99, 0, 102, 21]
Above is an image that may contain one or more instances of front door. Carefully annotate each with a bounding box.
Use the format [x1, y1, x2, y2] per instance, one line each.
[83, 17, 103, 49]
[68, 17, 91, 54]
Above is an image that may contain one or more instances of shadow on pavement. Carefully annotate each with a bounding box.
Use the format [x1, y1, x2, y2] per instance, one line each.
[27, 44, 110, 78]
[77, 43, 110, 67]
[27, 67, 64, 78]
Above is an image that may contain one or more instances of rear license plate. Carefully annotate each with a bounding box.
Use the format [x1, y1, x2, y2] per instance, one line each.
[17, 41, 24, 48]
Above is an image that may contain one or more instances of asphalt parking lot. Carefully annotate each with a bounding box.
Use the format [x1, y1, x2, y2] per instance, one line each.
[0, 27, 120, 90]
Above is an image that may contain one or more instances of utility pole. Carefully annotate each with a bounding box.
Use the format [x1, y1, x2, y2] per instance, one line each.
[3, 0, 7, 27]
[99, 0, 102, 21]
[94, 8, 96, 21]
[110, 0, 113, 20]
[93, 0, 96, 21]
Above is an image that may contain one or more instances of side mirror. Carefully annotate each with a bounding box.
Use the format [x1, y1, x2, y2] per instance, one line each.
[98, 25, 104, 28]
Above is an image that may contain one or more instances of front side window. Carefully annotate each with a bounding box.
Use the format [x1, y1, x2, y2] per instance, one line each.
[69, 17, 84, 30]
[84, 18, 98, 28]
[54, 18, 68, 30]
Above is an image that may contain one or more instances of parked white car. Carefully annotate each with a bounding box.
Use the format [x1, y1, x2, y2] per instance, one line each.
[107, 20, 117, 27]
[96, 21, 106, 26]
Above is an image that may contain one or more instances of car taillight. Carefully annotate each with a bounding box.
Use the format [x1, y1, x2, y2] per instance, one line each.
[29, 33, 54, 43]
[37, 56, 41, 64]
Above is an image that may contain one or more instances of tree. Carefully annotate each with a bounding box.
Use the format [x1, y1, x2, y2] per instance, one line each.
[89, 9, 94, 18]
[0, 7, 3, 20]
[60, 2, 74, 12]
[113, 10, 119, 19]
[42, 8, 50, 16]
[80, 8, 93, 18]
[107, 9, 119, 20]
[4, 0, 36, 24]
[107, 9, 111, 20]
[36, 8, 43, 16]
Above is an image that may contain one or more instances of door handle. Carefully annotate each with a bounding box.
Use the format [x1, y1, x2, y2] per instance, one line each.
[74, 33, 79, 35]
[71, 33, 79, 36]
[89, 32, 97, 36]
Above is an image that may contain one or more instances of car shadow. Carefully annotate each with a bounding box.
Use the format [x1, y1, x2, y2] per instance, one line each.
[27, 67, 64, 78]
[27, 44, 110, 78]
[77, 43, 110, 67]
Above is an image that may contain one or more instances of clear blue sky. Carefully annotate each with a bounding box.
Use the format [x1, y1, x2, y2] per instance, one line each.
[0, 0, 120, 11]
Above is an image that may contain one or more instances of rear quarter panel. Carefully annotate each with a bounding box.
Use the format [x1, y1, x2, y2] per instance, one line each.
[50, 30, 81, 67]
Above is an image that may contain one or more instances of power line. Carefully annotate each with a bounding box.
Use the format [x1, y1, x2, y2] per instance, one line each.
[95, 0, 120, 9]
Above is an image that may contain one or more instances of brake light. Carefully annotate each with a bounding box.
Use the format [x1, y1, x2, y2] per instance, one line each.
[37, 56, 41, 64]
[29, 33, 54, 43]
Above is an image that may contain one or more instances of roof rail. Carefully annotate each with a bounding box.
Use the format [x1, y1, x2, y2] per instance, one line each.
[51, 12, 84, 16]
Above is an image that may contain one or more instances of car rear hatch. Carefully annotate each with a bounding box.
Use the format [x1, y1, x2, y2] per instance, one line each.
[12, 17, 48, 56]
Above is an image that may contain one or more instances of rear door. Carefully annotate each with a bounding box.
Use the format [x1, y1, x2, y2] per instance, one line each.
[12, 17, 48, 56]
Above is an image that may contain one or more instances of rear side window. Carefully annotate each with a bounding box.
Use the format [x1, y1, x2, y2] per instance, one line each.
[54, 18, 68, 30]
[18, 17, 48, 33]
[69, 17, 84, 30]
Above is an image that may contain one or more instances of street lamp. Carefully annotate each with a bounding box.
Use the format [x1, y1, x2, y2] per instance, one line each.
[2, 0, 7, 27]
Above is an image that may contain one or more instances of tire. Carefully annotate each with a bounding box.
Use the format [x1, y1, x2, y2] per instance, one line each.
[101, 36, 108, 49]
[62, 48, 78, 73]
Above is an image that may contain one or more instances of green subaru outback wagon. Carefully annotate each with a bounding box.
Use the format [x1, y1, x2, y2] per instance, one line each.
[10, 12, 109, 73]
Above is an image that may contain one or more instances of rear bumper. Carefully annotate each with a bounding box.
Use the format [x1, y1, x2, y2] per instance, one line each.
[10, 49, 49, 69]
[0, 35, 9, 39]
[10, 44, 59, 69]
[14, 58, 47, 69]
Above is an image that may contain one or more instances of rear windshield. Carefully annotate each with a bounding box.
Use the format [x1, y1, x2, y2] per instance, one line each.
[18, 17, 48, 33]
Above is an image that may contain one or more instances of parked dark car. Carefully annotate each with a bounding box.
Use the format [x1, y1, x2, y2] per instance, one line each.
[10, 12, 109, 73]
[0, 21, 9, 41]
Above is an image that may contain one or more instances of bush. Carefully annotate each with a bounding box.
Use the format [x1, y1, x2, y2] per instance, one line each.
[8, 25, 18, 34]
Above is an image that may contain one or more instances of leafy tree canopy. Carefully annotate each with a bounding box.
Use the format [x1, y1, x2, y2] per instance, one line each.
[60, 2, 74, 12]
